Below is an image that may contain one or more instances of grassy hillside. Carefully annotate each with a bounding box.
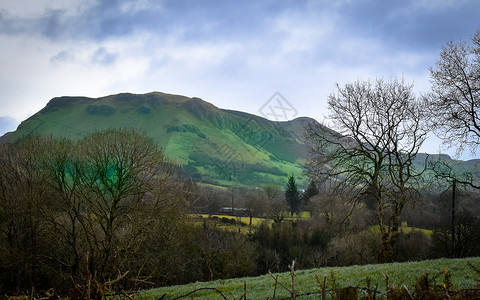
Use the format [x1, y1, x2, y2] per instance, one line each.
[141, 257, 480, 299]
[3, 92, 312, 188]
[3, 91, 478, 188]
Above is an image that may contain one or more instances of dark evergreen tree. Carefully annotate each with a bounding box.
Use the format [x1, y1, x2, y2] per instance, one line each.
[302, 179, 319, 206]
[285, 175, 301, 216]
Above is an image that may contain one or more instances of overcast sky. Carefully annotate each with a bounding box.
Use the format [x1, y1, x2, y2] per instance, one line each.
[0, 0, 479, 158]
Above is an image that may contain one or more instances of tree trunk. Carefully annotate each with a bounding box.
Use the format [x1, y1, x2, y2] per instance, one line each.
[381, 238, 395, 263]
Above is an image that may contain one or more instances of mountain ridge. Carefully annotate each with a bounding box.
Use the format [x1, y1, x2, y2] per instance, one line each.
[3, 92, 314, 187]
[2, 91, 478, 188]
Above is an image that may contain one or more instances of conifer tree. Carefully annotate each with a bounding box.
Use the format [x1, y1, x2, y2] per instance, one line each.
[302, 179, 319, 206]
[285, 175, 301, 216]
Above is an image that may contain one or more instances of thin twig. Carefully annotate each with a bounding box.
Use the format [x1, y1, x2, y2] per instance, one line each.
[268, 272, 292, 295]
[403, 285, 414, 300]
[104, 271, 129, 286]
[289, 260, 296, 299]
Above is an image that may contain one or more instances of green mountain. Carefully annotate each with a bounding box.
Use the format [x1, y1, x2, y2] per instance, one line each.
[2, 92, 314, 188]
[2, 91, 478, 188]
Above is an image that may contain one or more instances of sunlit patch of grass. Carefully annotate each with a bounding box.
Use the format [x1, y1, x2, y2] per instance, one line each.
[370, 224, 433, 237]
[287, 211, 311, 219]
[192, 212, 314, 229]
[399, 226, 433, 237]
[193, 214, 272, 229]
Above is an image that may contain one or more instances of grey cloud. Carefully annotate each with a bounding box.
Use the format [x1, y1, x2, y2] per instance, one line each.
[1, 0, 478, 51]
[91, 47, 118, 66]
[0, 0, 294, 43]
[50, 50, 76, 64]
[0, 8, 35, 35]
[336, 0, 480, 51]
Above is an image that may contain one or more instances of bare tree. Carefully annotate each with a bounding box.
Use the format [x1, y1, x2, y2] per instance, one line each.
[0, 130, 199, 291]
[426, 27, 480, 155]
[244, 189, 268, 218]
[74, 129, 180, 280]
[261, 184, 288, 223]
[430, 157, 480, 189]
[194, 186, 221, 215]
[40, 137, 89, 281]
[0, 137, 53, 291]
[263, 184, 281, 202]
[309, 186, 372, 234]
[305, 78, 428, 262]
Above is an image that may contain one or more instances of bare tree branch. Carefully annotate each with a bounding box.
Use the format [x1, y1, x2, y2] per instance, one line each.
[305, 78, 427, 262]
[426, 27, 480, 156]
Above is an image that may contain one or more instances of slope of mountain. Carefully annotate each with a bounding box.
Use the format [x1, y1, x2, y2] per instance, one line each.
[3, 92, 313, 187]
[2, 91, 478, 188]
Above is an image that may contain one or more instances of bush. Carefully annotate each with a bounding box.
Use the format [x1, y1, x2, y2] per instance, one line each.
[325, 231, 381, 266]
[252, 221, 333, 271]
[394, 231, 431, 262]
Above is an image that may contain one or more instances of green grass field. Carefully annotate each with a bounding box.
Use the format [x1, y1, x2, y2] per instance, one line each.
[140, 257, 480, 299]
[195, 212, 311, 228]
[370, 224, 433, 237]
[196, 214, 270, 227]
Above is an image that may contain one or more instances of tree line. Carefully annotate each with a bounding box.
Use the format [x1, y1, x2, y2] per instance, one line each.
[0, 130, 196, 291]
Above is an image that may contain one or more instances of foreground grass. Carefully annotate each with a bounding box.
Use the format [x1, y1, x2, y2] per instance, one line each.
[140, 257, 480, 299]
